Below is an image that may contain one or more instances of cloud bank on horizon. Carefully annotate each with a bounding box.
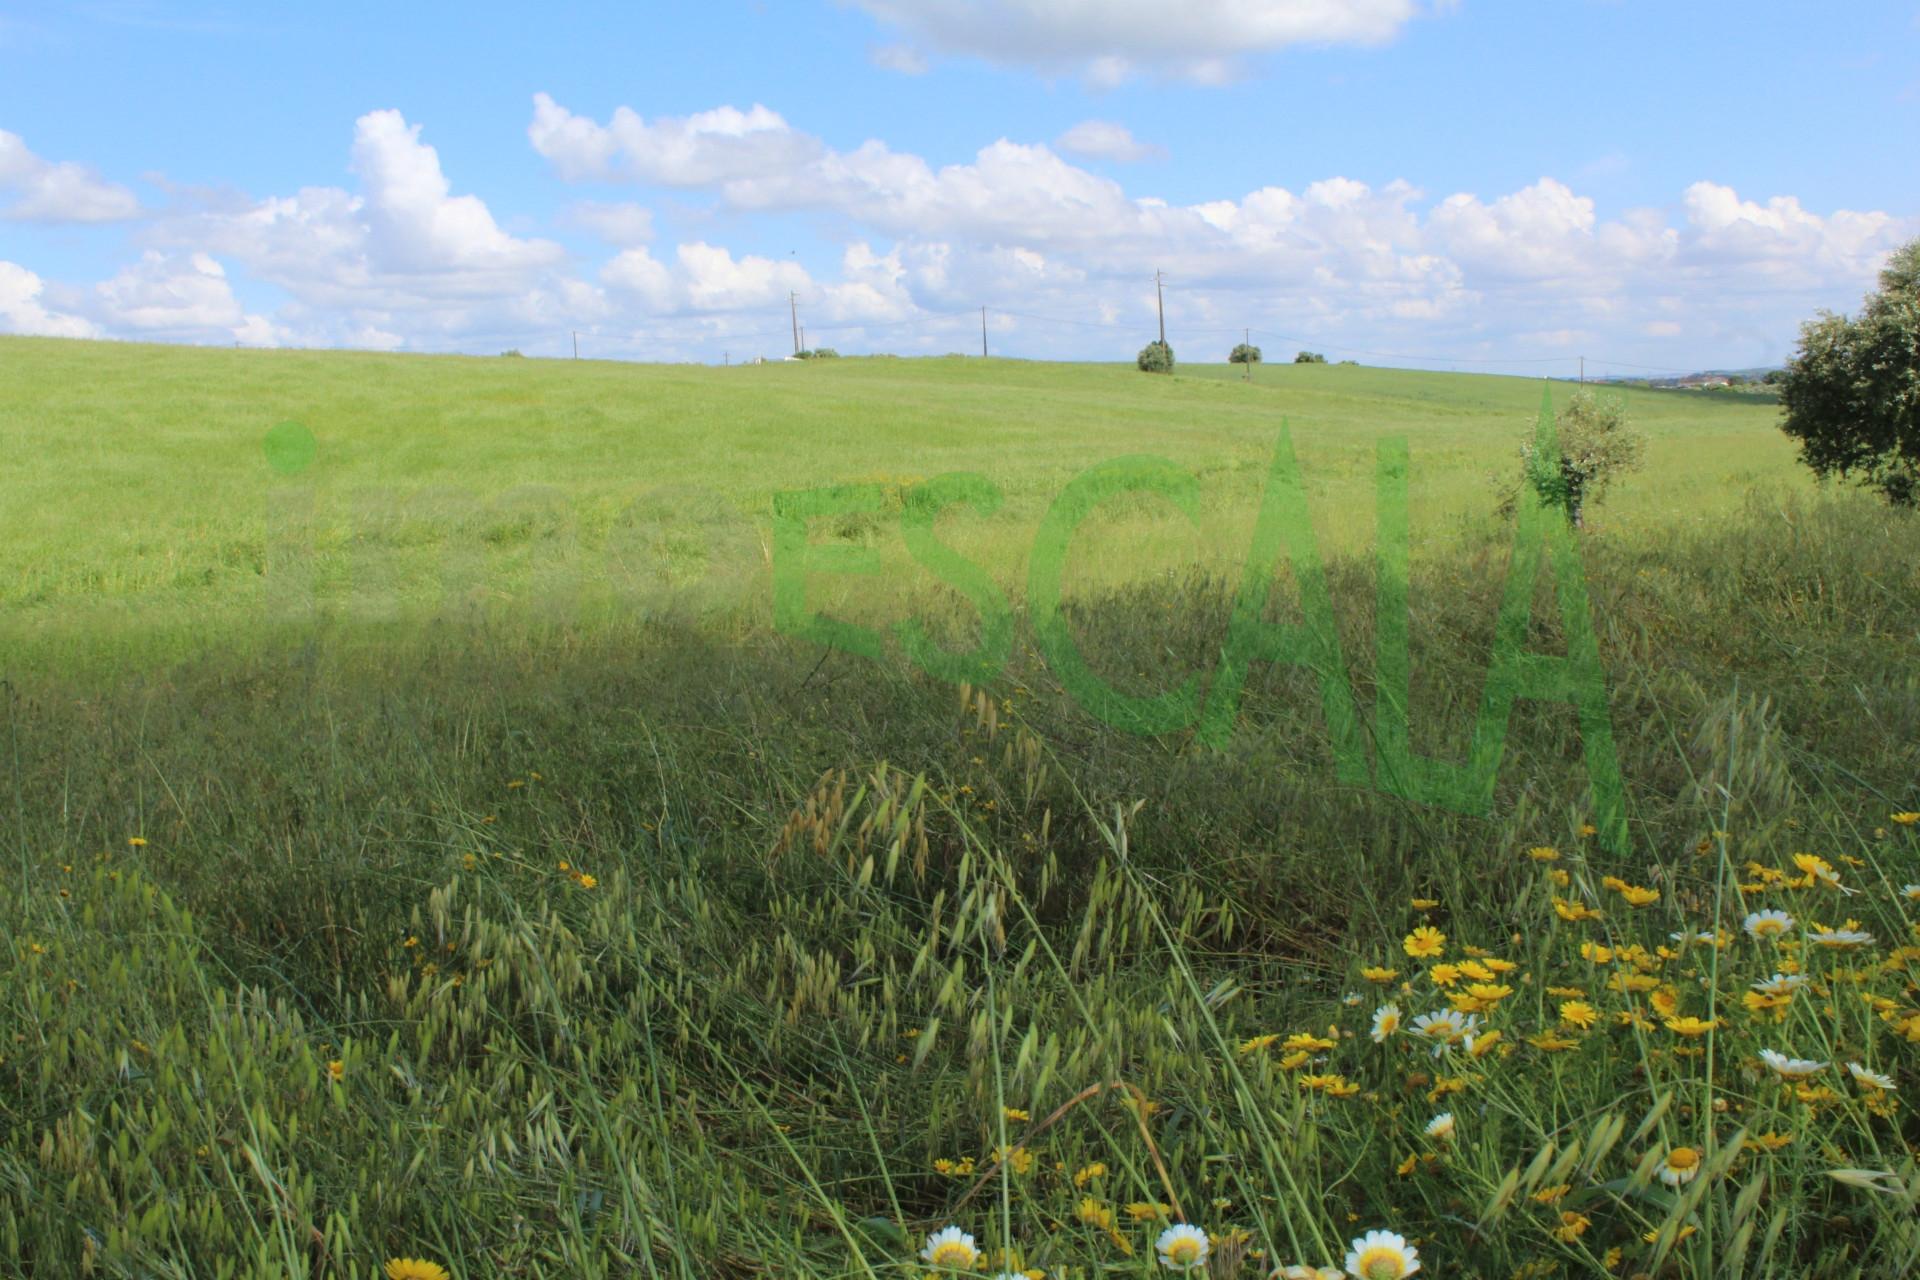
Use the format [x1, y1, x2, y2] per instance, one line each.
[0, 0, 1915, 373]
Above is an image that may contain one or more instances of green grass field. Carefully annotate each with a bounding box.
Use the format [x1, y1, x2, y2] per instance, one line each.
[1, 336, 1796, 673]
[4, 336, 1919, 1278]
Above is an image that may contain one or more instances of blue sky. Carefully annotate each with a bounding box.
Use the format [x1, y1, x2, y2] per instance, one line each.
[2, 0, 1916, 373]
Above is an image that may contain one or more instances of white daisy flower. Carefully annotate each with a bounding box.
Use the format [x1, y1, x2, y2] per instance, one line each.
[1901, 884, 1920, 901]
[1344, 1228, 1421, 1279]
[1277, 1268, 1344, 1280]
[1658, 1146, 1702, 1186]
[1847, 1061, 1897, 1092]
[1807, 926, 1875, 949]
[1370, 1003, 1402, 1043]
[1759, 1048, 1827, 1078]
[1751, 973, 1808, 996]
[1155, 1223, 1210, 1271]
[1425, 1112, 1455, 1141]
[1669, 929, 1719, 945]
[1409, 1009, 1478, 1055]
[1743, 909, 1794, 940]
[921, 1226, 980, 1270]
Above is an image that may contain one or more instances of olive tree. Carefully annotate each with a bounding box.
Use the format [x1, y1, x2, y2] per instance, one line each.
[1521, 388, 1645, 528]
[1778, 237, 1920, 506]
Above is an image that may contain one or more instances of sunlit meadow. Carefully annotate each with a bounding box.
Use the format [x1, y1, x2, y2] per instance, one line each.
[3, 337, 1918, 1278]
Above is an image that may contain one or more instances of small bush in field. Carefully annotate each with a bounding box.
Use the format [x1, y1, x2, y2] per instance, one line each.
[1521, 387, 1646, 527]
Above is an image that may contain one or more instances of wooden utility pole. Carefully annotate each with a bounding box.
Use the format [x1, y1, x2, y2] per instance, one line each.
[572, 331, 579, 360]
[800, 323, 806, 353]
[1579, 355, 1585, 385]
[981, 306, 988, 358]
[1154, 270, 1166, 347]
[789, 291, 800, 355]
[1243, 327, 1251, 382]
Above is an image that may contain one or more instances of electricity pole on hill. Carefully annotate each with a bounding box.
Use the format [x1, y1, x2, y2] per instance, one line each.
[981, 306, 988, 358]
[789, 291, 800, 355]
[1154, 270, 1166, 347]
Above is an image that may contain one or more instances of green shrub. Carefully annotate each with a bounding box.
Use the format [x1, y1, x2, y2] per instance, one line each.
[1520, 387, 1646, 527]
[1228, 343, 1262, 365]
[1136, 341, 1174, 374]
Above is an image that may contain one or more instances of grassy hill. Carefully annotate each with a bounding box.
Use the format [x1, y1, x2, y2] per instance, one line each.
[1, 335, 1799, 673]
[3, 336, 1918, 1278]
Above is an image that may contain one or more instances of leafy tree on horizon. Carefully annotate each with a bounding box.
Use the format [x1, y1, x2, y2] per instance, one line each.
[1137, 341, 1174, 374]
[1778, 237, 1920, 505]
[1228, 342, 1262, 364]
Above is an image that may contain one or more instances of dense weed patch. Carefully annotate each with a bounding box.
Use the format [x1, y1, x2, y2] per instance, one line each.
[3, 493, 1918, 1277]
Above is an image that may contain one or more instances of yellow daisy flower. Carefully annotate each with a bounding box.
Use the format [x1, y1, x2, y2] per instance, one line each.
[1403, 927, 1446, 958]
[385, 1261, 451, 1280]
[1664, 1016, 1718, 1037]
[1559, 1000, 1599, 1029]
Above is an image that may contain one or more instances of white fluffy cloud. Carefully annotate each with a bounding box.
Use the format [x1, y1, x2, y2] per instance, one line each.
[86, 250, 287, 343]
[0, 261, 98, 337]
[0, 129, 139, 222]
[147, 109, 571, 346]
[527, 94, 1915, 366]
[1055, 120, 1166, 163]
[531, 96, 1164, 248]
[528, 93, 818, 187]
[599, 240, 920, 332]
[350, 110, 562, 276]
[602, 241, 810, 314]
[844, 0, 1428, 83]
[9, 96, 1913, 369]
[1680, 181, 1899, 282]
